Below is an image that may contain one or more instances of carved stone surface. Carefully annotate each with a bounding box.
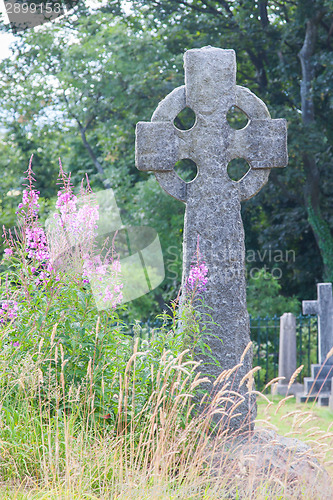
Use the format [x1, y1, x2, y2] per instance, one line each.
[136, 47, 288, 430]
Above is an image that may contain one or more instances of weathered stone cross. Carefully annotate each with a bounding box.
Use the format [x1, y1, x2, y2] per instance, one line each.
[136, 47, 287, 429]
[303, 283, 333, 365]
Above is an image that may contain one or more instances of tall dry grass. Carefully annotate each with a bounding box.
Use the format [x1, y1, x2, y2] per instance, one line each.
[0, 336, 332, 499]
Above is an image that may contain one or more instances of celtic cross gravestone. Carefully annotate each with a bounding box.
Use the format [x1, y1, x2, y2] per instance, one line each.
[135, 47, 288, 430]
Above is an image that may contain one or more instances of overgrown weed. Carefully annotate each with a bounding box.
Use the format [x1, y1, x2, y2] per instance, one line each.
[0, 161, 332, 498]
[0, 336, 332, 499]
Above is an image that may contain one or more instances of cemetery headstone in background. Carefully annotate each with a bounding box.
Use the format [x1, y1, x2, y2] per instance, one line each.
[136, 47, 288, 430]
[275, 313, 303, 396]
[297, 283, 333, 406]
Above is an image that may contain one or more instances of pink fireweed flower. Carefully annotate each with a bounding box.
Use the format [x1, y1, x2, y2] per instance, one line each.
[64, 202, 99, 247]
[17, 157, 50, 263]
[13, 156, 54, 286]
[53, 164, 99, 255]
[0, 300, 18, 323]
[25, 226, 50, 262]
[86, 258, 123, 310]
[56, 190, 77, 209]
[56, 190, 78, 220]
[2, 227, 16, 258]
[35, 271, 50, 285]
[187, 261, 208, 293]
[17, 188, 40, 215]
[186, 237, 208, 296]
[102, 284, 123, 307]
[16, 156, 40, 221]
[100, 282, 123, 309]
[46, 160, 122, 310]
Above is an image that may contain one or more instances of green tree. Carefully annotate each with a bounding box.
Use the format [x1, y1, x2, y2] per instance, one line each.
[247, 269, 300, 317]
[0, 14, 181, 191]
[0, 10, 188, 318]
[121, 0, 333, 297]
[1, 0, 333, 315]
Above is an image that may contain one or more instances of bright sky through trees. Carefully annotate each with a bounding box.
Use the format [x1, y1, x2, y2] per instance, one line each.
[0, 1, 16, 60]
[0, 0, 115, 61]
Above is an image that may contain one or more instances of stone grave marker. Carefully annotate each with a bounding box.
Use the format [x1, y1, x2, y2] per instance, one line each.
[135, 47, 288, 430]
[297, 283, 333, 406]
[275, 313, 303, 396]
[303, 283, 333, 365]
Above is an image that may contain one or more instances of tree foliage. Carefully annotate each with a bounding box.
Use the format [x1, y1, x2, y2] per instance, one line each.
[1, 0, 332, 317]
[123, 0, 333, 298]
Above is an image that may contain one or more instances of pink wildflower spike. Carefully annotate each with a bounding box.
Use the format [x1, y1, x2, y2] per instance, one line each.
[2, 226, 15, 255]
[45, 164, 123, 309]
[186, 237, 209, 294]
[12, 156, 53, 283]
[0, 300, 19, 322]
[16, 156, 41, 219]
[187, 261, 208, 293]
[58, 157, 64, 176]
[25, 226, 50, 262]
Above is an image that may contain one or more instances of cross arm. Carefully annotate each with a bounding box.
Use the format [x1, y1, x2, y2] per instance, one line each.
[231, 119, 288, 169]
[302, 300, 319, 316]
[135, 120, 188, 202]
[135, 122, 178, 172]
[317, 283, 333, 314]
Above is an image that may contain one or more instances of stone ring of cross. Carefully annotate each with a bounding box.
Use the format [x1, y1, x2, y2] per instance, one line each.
[136, 46, 287, 203]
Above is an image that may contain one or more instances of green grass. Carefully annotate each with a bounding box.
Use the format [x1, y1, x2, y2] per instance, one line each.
[257, 394, 333, 435]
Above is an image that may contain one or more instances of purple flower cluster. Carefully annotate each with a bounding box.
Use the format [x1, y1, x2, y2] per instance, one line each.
[16, 157, 41, 221]
[2, 226, 15, 259]
[25, 226, 50, 262]
[11, 156, 53, 283]
[103, 284, 123, 307]
[187, 261, 208, 293]
[53, 167, 99, 252]
[100, 259, 123, 308]
[17, 188, 40, 216]
[54, 190, 99, 246]
[2, 157, 123, 312]
[50, 164, 123, 309]
[56, 190, 77, 213]
[82, 256, 123, 309]
[0, 301, 18, 323]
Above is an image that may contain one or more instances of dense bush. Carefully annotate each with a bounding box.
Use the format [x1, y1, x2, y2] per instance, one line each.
[0, 159, 197, 428]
